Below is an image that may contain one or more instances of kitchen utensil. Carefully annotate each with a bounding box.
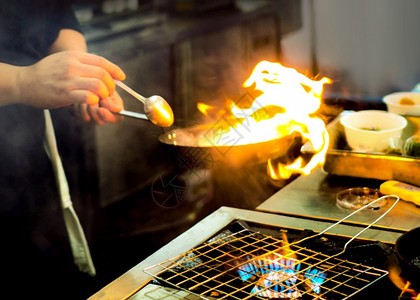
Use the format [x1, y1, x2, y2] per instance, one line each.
[395, 227, 420, 289]
[115, 80, 174, 127]
[115, 110, 148, 120]
[340, 110, 407, 152]
[383, 92, 420, 116]
[293, 193, 399, 250]
[305, 113, 420, 187]
[159, 124, 304, 167]
[380, 180, 420, 206]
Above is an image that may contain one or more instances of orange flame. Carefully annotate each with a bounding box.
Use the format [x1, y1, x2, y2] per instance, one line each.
[197, 60, 331, 179]
[197, 102, 215, 117]
[242, 61, 331, 179]
[280, 230, 298, 260]
[388, 267, 420, 299]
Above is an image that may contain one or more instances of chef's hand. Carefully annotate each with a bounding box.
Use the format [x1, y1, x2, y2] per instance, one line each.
[15, 50, 126, 109]
[73, 91, 124, 125]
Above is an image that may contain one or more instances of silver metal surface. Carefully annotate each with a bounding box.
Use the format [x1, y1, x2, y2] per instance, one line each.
[115, 80, 147, 104]
[89, 206, 405, 300]
[130, 283, 206, 299]
[115, 80, 174, 127]
[322, 150, 420, 187]
[117, 110, 148, 120]
[257, 168, 420, 232]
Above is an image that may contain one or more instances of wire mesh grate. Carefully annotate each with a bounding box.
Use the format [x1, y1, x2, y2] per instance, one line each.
[144, 228, 389, 299]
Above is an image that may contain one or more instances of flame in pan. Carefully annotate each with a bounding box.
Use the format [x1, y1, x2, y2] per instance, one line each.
[388, 267, 420, 299]
[198, 60, 331, 179]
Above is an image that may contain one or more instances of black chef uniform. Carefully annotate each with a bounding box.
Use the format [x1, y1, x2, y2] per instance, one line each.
[0, 0, 97, 298]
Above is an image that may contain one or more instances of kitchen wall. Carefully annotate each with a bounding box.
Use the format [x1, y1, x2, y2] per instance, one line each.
[280, 0, 420, 97]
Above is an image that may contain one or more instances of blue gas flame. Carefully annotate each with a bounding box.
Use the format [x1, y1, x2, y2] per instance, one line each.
[304, 268, 327, 294]
[238, 257, 302, 280]
[238, 256, 327, 297]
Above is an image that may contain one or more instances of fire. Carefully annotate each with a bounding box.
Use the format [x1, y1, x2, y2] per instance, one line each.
[197, 102, 215, 117]
[388, 267, 420, 299]
[280, 230, 298, 261]
[235, 230, 328, 298]
[237, 251, 327, 298]
[197, 60, 332, 179]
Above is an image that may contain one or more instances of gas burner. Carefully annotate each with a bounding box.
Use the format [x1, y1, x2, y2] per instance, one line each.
[239, 255, 327, 298]
[144, 221, 390, 299]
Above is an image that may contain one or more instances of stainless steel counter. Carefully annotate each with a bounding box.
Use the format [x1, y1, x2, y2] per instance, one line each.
[257, 168, 420, 232]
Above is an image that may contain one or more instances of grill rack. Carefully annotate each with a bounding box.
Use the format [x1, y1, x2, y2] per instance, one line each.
[144, 227, 389, 299]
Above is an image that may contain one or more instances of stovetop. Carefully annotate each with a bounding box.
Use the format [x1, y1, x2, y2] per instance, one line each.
[88, 206, 407, 300]
[141, 220, 398, 299]
[89, 168, 420, 299]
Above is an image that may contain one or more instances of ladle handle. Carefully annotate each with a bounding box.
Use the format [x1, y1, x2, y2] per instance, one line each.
[115, 110, 148, 120]
[115, 80, 146, 104]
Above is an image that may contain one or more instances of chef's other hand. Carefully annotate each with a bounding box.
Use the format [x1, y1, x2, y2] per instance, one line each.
[16, 51, 126, 109]
[73, 91, 124, 125]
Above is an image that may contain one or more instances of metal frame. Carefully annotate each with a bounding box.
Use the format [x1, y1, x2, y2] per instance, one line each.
[88, 206, 404, 300]
[144, 227, 388, 299]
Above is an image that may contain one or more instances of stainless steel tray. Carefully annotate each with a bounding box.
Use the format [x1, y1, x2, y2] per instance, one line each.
[304, 112, 420, 186]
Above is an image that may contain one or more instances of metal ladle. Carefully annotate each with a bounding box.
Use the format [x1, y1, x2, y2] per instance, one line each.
[114, 80, 174, 127]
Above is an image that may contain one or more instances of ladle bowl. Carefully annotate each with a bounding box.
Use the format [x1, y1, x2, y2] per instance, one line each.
[144, 95, 174, 128]
[114, 80, 174, 127]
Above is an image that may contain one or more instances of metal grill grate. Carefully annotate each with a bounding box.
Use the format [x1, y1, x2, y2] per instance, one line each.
[144, 228, 389, 299]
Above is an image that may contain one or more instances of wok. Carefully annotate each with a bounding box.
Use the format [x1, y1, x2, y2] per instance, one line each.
[159, 124, 307, 168]
[395, 227, 420, 289]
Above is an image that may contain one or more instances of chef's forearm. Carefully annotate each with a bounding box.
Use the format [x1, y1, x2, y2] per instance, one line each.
[0, 29, 88, 107]
[48, 29, 87, 53]
[0, 63, 26, 106]
[0, 29, 124, 109]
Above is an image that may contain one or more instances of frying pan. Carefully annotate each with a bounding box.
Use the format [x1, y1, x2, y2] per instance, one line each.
[395, 227, 420, 289]
[158, 124, 307, 168]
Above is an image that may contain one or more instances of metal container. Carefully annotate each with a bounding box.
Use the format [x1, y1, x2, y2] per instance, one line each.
[304, 113, 420, 186]
[159, 124, 303, 168]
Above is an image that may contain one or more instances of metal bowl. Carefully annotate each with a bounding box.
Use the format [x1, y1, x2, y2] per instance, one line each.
[159, 124, 306, 168]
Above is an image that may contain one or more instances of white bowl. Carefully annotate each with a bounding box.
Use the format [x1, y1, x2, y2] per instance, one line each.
[383, 92, 420, 116]
[340, 110, 407, 152]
